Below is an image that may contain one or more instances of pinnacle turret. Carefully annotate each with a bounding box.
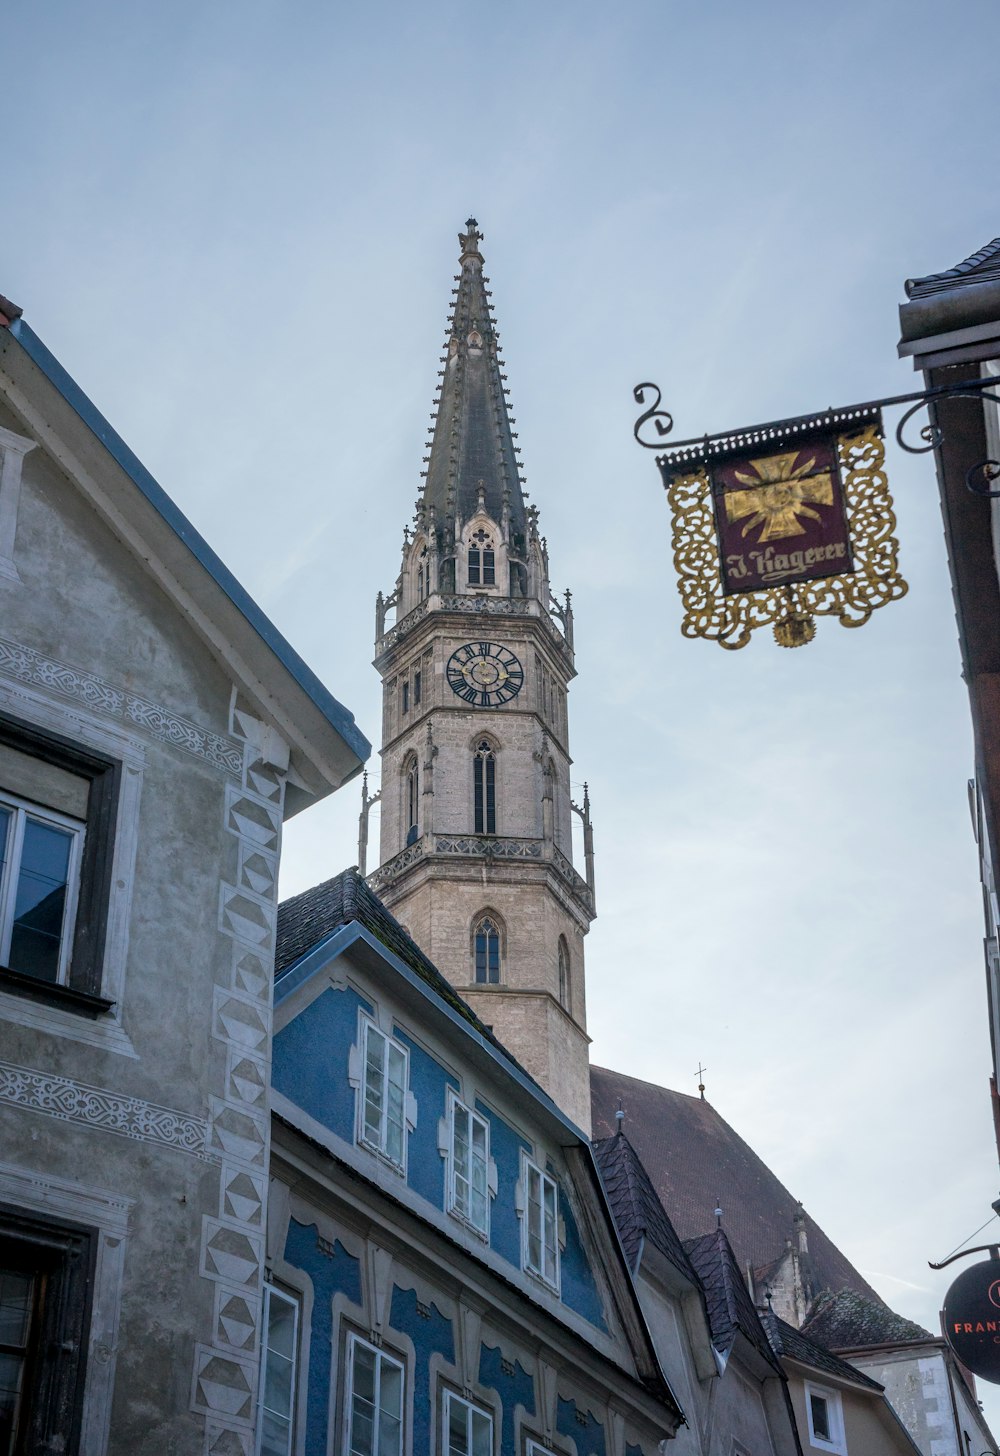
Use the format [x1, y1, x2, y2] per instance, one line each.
[419, 219, 528, 548]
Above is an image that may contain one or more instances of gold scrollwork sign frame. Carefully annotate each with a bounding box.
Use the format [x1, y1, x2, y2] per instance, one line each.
[662, 418, 907, 649]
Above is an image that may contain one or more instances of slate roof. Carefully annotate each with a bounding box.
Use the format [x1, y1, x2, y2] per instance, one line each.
[276, 868, 516, 1064]
[763, 1310, 884, 1390]
[591, 1068, 883, 1307]
[905, 237, 1000, 299]
[421, 220, 527, 540]
[684, 1228, 783, 1374]
[592, 1130, 697, 1284]
[800, 1289, 934, 1351]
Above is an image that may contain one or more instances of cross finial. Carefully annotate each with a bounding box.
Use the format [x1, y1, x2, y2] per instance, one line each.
[614, 1099, 625, 1134]
[695, 1062, 707, 1099]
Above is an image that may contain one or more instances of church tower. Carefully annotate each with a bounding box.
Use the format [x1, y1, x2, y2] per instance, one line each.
[365, 220, 595, 1133]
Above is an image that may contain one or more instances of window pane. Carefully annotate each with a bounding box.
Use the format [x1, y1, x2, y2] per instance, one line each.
[263, 1353, 293, 1419]
[471, 1408, 492, 1456]
[448, 1395, 468, 1456]
[0, 1351, 26, 1456]
[0, 1271, 33, 1347]
[259, 1407, 292, 1456]
[9, 817, 73, 981]
[364, 1029, 385, 1144]
[482, 552, 495, 586]
[267, 1294, 296, 1360]
[810, 1394, 830, 1440]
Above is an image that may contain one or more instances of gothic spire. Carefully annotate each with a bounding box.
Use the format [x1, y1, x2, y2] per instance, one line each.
[420, 219, 527, 544]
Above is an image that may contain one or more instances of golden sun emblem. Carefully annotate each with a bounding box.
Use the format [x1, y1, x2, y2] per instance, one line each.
[725, 450, 834, 542]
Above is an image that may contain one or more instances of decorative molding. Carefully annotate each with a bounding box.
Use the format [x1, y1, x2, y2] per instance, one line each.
[439, 594, 531, 618]
[553, 847, 594, 916]
[0, 1059, 208, 1156]
[367, 839, 425, 890]
[0, 634, 243, 773]
[436, 835, 543, 860]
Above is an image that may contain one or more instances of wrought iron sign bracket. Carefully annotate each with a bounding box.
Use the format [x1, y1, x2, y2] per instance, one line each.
[633, 376, 1000, 498]
[929, 1242, 1000, 1272]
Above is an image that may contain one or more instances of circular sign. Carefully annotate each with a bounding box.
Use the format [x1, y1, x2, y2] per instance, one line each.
[942, 1256, 1000, 1383]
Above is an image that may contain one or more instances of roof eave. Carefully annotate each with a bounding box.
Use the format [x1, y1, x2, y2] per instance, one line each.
[0, 319, 370, 811]
[899, 276, 1000, 354]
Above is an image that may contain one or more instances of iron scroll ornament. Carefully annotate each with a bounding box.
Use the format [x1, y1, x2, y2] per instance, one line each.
[634, 378, 1000, 498]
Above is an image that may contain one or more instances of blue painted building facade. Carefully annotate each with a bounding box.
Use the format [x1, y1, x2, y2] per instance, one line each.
[265, 870, 683, 1456]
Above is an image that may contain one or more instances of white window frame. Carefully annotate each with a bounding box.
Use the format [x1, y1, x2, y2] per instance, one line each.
[526, 1442, 557, 1456]
[0, 788, 85, 987]
[256, 1283, 300, 1456]
[804, 1381, 846, 1455]
[447, 1091, 490, 1238]
[520, 1155, 560, 1293]
[357, 1015, 410, 1172]
[442, 1389, 493, 1456]
[344, 1332, 405, 1456]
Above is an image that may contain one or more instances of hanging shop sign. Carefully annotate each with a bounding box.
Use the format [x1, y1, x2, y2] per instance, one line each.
[633, 391, 906, 649]
[942, 1255, 1000, 1384]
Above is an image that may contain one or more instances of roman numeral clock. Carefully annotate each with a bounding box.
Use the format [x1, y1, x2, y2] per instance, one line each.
[446, 642, 524, 707]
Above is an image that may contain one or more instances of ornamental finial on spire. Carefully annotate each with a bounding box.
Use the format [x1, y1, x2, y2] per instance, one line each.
[459, 217, 484, 265]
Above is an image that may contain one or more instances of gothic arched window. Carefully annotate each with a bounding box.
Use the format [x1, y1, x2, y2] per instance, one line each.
[558, 936, 571, 1011]
[404, 755, 419, 844]
[473, 915, 501, 984]
[473, 739, 496, 835]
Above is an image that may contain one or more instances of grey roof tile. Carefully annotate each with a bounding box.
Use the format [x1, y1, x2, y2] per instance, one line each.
[800, 1289, 934, 1351]
[764, 1310, 884, 1390]
[592, 1129, 697, 1284]
[683, 1227, 783, 1374]
[905, 238, 1000, 299]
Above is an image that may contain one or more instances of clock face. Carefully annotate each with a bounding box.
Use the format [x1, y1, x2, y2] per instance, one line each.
[447, 642, 524, 707]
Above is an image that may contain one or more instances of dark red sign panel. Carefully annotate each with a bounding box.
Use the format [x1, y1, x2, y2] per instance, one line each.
[710, 433, 854, 596]
[942, 1256, 1000, 1384]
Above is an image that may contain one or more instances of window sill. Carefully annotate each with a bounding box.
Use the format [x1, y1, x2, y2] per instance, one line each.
[0, 965, 115, 1019]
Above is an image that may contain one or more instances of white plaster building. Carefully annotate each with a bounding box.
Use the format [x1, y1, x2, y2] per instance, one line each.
[0, 291, 369, 1454]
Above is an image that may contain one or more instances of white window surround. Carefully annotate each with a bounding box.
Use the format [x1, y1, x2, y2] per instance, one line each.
[0, 686, 144, 1057]
[526, 1442, 558, 1456]
[443, 1389, 493, 1456]
[352, 1014, 413, 1174]
[444, 1091, 493, 1239]
[256, 1284, 300, 1456]
[518, 1154, 560, 1293]
[804, 1381, 846, 1455]
[0, 424, 36, 584]
[345, 1332, 404, 1456]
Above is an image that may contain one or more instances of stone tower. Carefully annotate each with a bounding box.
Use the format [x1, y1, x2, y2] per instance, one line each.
[365, 219, 595, 1132]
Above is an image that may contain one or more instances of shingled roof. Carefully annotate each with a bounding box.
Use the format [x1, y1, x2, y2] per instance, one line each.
[905, 237, 1000, 299]
[591, 1068, 883, 1306]
[592, 1129, 697, 1285]
[800, 1289, 934, 1352]
[276, 868, 516, 1063]
[763, 1310, 884, 1390]
[684, 1228, 783, 1374]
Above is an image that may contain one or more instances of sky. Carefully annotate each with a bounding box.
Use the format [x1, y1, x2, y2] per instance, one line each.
[5, 0, 1000, 1431]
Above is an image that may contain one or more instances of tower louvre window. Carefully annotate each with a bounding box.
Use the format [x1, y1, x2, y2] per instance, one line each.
[558, 937, 570, 1011]
[473, 916, 501, 984]
[468, 548, 481, 586]
[404, 757, 419, 843]
[414, 670, 421, 707]
[481, 550, 495, 585]
[473, 740, 496, 835]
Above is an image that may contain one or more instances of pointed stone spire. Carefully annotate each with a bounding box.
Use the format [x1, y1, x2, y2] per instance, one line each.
[422, 219, 527, 545]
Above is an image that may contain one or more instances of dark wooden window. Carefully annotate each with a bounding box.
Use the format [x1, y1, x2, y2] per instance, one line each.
[481, 550, 495, 586]
[0, 1205, 95, 1456]
[0, 713, 119, 1015]
[413, 671, 421, 708]
[405, 759, 419, 844]
[468, 548, 481, 586]
[473, 742, 496, 835]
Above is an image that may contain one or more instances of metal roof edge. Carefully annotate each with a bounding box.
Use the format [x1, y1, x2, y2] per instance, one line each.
[5, 317, 371, 768]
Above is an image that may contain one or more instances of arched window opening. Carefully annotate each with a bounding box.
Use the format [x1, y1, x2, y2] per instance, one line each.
[474, 916, 501, 984]
[468, 529, 495, 587]
[473, 740, 496, 835]
[404, 756, 419, 844]
[558, 937, 571, 1011]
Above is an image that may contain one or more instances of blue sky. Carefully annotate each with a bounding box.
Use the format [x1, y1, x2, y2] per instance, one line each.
[6, 0, 1000, 1423]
